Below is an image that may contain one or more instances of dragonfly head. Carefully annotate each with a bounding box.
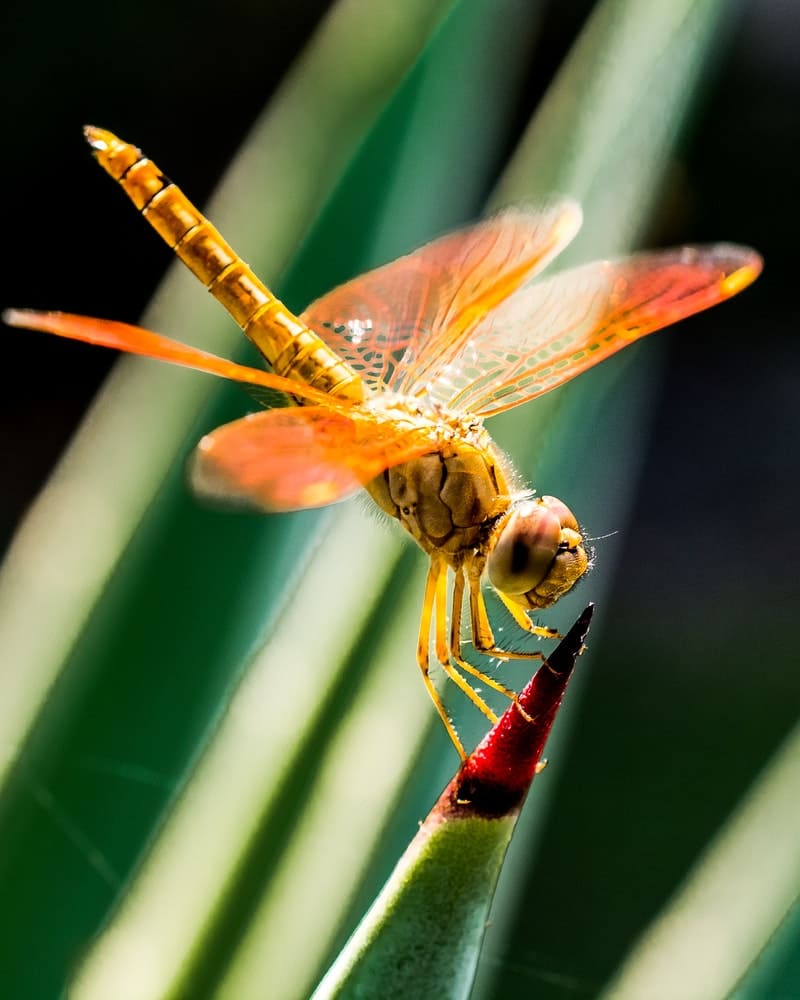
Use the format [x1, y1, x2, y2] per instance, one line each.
[486, 496, 588, 609]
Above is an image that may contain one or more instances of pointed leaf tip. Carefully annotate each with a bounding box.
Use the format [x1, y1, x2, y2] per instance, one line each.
[451, 604, 594, 817]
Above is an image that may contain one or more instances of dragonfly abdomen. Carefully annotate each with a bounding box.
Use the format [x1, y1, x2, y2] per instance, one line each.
[83, 126, 363, 402]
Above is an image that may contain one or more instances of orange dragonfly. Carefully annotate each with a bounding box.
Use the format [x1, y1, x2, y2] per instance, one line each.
[5, 128, 762, 757]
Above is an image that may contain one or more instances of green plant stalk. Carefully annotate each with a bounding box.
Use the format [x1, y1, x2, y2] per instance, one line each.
[314, 816, 516, 1000]
[311, 608, 593, 1000]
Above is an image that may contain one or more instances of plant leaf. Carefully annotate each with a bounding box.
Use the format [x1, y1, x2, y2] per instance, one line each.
[311, 608, 592, 1000]
[599, 721, 800, 1000]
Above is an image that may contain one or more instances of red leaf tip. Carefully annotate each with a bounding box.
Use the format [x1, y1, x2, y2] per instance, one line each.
[451, 604, 593, 817]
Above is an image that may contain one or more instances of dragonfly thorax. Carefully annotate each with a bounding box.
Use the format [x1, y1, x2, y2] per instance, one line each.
[365, 417, 511, 559]
[486, 496, 588, 610]
[365, 400, 589, 609]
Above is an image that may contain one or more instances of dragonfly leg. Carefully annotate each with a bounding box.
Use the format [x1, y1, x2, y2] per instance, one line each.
[449, 568, 519, 705]
[432, 565, 499, 725]
[418, 559, 467, 760]
[495, 589, 562, 641]
[468, 566, 547, 664]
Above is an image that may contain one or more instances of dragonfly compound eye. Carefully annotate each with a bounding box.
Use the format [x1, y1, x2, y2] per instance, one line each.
[487, 497, 588, 608]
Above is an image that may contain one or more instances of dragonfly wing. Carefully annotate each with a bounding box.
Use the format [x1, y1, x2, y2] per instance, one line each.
[300, 202, 581, 395]
[2, 310, 337, 408]
[190, 405, 441, 512]
[427, 244, 762, 417]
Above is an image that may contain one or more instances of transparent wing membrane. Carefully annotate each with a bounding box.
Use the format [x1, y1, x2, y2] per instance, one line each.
[424, 244, 763, 416]
[301, 202, 582, 394]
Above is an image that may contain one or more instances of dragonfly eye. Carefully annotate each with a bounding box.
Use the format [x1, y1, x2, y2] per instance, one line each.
[487, 496, 588, 607]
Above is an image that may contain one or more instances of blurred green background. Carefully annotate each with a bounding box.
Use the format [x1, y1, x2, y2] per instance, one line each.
[1, 1, 798, 997]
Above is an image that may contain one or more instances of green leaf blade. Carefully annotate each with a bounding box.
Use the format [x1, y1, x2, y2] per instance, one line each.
[311, 609, 591, 1000]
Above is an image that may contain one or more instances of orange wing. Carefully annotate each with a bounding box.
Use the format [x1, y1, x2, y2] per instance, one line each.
[417, 244, 763, 417]
[190, 405, 442, 512]
[2, 310, 338, 408]
[301, 202, 581, 395]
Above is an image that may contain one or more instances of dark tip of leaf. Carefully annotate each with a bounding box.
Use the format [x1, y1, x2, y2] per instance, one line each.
[445, 604, 594, 819]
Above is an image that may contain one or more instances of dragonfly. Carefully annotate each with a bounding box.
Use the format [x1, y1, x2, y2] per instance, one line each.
[5, 128, 762, 758]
